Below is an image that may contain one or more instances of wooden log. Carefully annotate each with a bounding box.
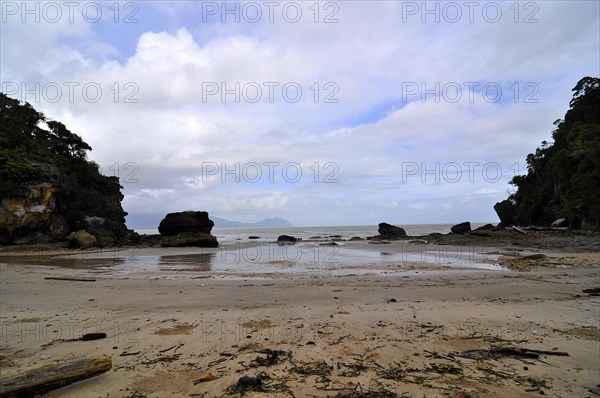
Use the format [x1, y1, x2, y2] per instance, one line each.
[0, 354, 111, 398]
[44, 277, 96, 282]
[81, 333, 107, 341]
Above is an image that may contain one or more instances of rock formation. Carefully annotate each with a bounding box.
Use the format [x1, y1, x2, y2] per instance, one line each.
[0, 161, 67, 244]
[0, 93, 130, 246]
[373, 222, 408, 240]
[158, 211, 218, 247]
[450, 222, 471, 234]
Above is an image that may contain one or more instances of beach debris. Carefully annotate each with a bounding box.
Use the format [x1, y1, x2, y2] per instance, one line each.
[194, 372, 217, 384]
[250, 349, 290, 367]
[208, 352, 236, 366]
[583, 287, 600, 296]
[120, 351, 141, 357]
[0, 354, 111, 397]
[588, 384, 600, 395]
[450, 347, 568, 360]
[293, 360, 332, 383]
[44, 277, 96, 282]
[510, 226, 527, 234]
[333, 386, 399, 397]
[81, 332, 107, 341]
[140, 353, 180, 365]
[159, 343, 183, 353]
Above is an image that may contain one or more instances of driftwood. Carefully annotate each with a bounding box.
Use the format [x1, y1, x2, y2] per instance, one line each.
[452, 347, 568, 360]
[81, 333, 107, 341]
[44, 277, 96, 282]
[0, 354, 111, 397]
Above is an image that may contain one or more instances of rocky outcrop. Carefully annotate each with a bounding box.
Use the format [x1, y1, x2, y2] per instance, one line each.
[277, 235, 297, 243]
[451, 222, 471, 234]
[161, 232, 218, 248]
[1, 94, 130, 246]
[158, 211, 218, 247]
[494, 199, 516, 226]
[374, 222, 407, 239]
[80, 216, 129, 248]
[158, 211, 214, 236]
[0, 161, 67, 245]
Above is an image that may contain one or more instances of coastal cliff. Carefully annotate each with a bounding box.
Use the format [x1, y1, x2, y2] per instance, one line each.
[0, 93, 129, 246]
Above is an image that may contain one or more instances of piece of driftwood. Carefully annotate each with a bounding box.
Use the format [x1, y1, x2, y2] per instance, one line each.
[81, 333, 107, 341]
[0, 354, 111, 397]
[452, 347, 568, 360]
[44, 277, 96, 282]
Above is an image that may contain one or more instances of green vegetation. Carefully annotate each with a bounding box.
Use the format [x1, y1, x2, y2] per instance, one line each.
[0, 92, 126, 229]
[496, 77, 600, 229]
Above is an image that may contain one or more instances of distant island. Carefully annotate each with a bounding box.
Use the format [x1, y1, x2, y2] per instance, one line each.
[211, 216, 293, 228]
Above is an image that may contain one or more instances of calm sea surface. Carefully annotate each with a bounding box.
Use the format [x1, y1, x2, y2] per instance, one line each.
[3, 224, 502, 279]
[137, 223, 493, 242]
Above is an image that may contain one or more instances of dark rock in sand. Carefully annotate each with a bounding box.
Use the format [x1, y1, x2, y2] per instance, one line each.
[161, 232, 218, 247]
[427, 232, 444, 238]
[248, 236, 260, 239]
[474, 223, 494, 231]
[451, 222, 471, 234]
[277, 235, 297, 243]
[349, 236, 364, 241]
[158, 211, 214, 236]
[470, 231, 492, 237]
[377, 222, 407, 239]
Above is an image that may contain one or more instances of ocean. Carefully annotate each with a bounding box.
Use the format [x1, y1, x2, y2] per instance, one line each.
[136, 223, 493, 243]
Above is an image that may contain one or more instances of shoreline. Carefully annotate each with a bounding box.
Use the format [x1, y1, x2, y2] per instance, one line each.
[1, 237, 599, 397]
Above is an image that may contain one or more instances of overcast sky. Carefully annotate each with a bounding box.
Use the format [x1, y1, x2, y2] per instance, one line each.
[1, 1, 599, 228]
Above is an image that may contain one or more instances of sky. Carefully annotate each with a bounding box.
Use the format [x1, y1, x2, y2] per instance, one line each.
[1, 1, 599, 229]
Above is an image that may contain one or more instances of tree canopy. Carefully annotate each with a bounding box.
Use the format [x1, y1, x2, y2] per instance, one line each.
[496, 77, 600, 229]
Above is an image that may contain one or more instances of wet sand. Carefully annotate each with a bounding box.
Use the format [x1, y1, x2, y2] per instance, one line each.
[0, 240, 599, 397]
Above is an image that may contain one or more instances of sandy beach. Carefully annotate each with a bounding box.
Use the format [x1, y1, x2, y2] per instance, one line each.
[1, 239, 599, 398]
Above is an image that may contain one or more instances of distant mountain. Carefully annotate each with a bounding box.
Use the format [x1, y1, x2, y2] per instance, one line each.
[212, 216, 293, 228]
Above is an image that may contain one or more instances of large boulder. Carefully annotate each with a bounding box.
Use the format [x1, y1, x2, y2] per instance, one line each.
[67, 230, 98, 248]
[161, 232, 218, 248]
[451, 222, 471, 234]
[277, 235, 297, 243]
[377, 222, 407, 238]
[158, 211, 214, 236]
[494, 200, 516, 226]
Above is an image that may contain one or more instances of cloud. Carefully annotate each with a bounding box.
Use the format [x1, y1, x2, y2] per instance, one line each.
[1, 1, 598, 226]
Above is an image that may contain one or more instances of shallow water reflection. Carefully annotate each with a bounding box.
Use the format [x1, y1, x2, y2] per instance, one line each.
[2, 242, 505, 279]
